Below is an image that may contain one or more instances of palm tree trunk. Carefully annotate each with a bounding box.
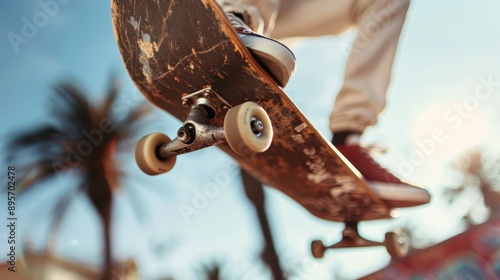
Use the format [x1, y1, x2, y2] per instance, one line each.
[240, 169, 284, 280]
[87, 164, 114, 280]
[100, 204, 113, 280]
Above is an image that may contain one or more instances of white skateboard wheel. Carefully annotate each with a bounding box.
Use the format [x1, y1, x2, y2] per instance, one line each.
[134, 133, 176, 175]
[224, 102, 273, 156]
[384, 229, 409, 259]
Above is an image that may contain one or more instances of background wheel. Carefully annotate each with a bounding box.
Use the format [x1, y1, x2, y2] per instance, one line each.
[311, 240, 325, 259]
[134, 133, 176, 175]
[224, 102, 273, 156]
[384, 229, 409, 259]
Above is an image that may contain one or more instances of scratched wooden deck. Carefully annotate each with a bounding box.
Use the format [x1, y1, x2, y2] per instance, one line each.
[111, 0, 391, 221]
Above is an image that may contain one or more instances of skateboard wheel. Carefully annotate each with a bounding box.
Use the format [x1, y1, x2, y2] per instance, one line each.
[311, 240, 325, 259]
[224, 102, 273, 156]
[134, 133, 176, 175]
[384, 229, 409, 259]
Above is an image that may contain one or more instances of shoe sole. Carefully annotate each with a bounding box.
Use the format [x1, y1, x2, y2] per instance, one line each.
[240, 34, 296, 87]
[369, 182, 431, 208]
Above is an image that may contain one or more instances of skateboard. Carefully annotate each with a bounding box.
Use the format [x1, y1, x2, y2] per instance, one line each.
[111, 0, 429, 258]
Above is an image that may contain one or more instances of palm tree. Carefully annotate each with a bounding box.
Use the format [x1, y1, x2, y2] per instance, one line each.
[444, 150, 500, 227]
[5, 78, 149, 279]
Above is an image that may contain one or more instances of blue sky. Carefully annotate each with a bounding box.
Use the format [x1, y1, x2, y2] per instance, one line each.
[1, 0, 500, 279]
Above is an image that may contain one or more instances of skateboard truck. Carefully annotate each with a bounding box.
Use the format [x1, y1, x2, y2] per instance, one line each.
[159, 96, 227, 158]
[181, 88, 232, 118]
[134, 88, 274, 175]
[311, 221, 409, 259]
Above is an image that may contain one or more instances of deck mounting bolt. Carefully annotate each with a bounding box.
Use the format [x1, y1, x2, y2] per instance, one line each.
[203, 91, 213, 99]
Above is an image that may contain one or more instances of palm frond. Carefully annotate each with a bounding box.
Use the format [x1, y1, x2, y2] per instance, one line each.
[16, 160, 75, 192]
[51, 83, 94, 139]
[8, 127, 64, 148]
[99, 77, 120, 123]
[113, 104, 152, 151]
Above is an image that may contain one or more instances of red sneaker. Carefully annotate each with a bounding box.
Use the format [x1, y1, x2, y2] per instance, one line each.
[336, 142, 430, 208]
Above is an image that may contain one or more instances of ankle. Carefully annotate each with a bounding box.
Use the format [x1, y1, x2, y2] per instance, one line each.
[226, 12, 253, 33]
[331, 131, 361, 146]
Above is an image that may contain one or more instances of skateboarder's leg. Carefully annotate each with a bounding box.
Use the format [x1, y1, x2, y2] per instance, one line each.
[273, 0, 410, 134]
[332, 1, 422, 201]
[329, 0, 410, 135]
[274, 0, 422, 195]
[272, 0, 355, 38]
[217, 0, 280, 35]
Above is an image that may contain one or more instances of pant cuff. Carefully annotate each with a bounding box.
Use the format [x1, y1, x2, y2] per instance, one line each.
[329, 120, 368, 134]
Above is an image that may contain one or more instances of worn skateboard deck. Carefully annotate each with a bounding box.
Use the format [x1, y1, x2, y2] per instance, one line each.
[112, 0, 393, 221]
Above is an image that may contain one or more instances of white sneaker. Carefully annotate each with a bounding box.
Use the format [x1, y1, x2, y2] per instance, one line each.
[226, 12, 296, 87]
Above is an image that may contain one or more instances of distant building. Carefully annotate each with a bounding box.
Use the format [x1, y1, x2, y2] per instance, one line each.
[0, 253, 138, 280]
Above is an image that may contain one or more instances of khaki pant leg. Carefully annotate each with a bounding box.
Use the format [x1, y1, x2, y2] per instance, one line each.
[329, 0, 410, 133]
[216, 0, 280, 35]
[272, 0, 410, 133]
